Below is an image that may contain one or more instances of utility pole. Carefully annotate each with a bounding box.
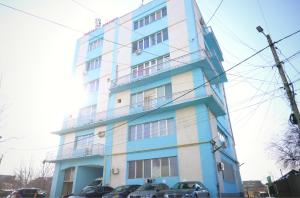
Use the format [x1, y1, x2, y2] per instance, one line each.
[256, 26, 300, 131]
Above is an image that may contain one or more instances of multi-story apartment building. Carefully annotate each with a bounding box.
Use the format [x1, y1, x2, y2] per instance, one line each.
[47, 0, 243, 197]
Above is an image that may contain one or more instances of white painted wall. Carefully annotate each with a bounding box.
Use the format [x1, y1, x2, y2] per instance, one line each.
[117, 13, 133, 78]
[110, 121, 127, 186]
[171, 71, 195, 101]
[176, 106, 203, 181]
[167, 0, 190, 62]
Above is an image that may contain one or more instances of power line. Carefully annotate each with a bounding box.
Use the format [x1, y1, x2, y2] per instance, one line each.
[9, 27, 300, 152]
[9, 41, 272, 152]
[0, 2, 84, 34]
[71, 0, 100, 16]
[206, 0, 224, 24]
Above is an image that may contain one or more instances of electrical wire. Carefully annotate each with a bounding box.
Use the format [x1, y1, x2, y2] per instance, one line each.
[3, 42, 272, 152]
[206, 0, 224, 24]
[71, 0, 100, 16]
[7, 27, 300, 152]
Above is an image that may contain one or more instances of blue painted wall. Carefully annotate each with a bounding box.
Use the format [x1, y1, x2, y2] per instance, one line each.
[73, 166, 102, 194]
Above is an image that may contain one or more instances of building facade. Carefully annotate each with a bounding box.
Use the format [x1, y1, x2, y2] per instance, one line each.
[48, 0, 243, 197]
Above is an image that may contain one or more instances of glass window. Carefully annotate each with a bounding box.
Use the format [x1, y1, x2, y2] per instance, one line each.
[150, 13, 156, 22]
[138, 64, 144, 77]
[129, 126, 136, 141]
[134, 21, 139, 30]
[152, 158, 160, 177]
[136, 160, 143, 178]
[150, 34, 156, 46]
[136, 124, 143, 140]
[156, 10, 162, 20]
[144, 36, 149, 49]
[151, 59, 156, 66]
[136, 92, 143, 106]
[144, 123, 150, 139]
[157, 32, 162, 44]
[75, 133, 93, 150]
[159, 120, 167, 136]
[169, 157, 178, 176]
[132, 42, 137, 53]
[128, 161, 135, 179]
[151, 121, 159, 137]
[223, 161, 235, 182]
[145, 16, 150, 25]
[165, 83, 172, 99]
[157, 57, 163, 70]
[144, 159, 151, 178]
[138, 40, 143, 50]
[144, 62, 150, 76]
[163, 29, 168, 41]
[167, 119, 175, 134]
[139, 19, 144, 28]
[131, 93, 137, 106]
[161, 158, 169, 177]
[162, 7, 167, 17]
[132, 67, 138, 78]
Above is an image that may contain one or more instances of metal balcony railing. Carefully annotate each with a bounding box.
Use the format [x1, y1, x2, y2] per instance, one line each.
[61, 87, 223, 131]
[45, 143, 104, 162]
[110, 50, 209, 89]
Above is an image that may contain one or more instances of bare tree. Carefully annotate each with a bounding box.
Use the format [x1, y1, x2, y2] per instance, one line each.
[27, 161, 54, 194]
[270, 124, 300, 169]
[13, 163, 34, 188]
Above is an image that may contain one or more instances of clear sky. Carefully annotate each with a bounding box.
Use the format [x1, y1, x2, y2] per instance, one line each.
[0, 0, 299, 183]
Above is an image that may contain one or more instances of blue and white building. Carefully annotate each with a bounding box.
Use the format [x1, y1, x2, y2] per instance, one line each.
[48, 0, 243, 197]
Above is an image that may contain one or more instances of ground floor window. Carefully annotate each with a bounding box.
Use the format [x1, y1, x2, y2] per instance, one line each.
[128, 156, 178, 179]
[222, 160, 235, 182]
[62, 167, 75, 196]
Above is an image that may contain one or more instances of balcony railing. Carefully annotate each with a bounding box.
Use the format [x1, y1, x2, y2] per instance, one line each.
[61, 87, 224, 131]
[45, 143, 104, 162]
[110, 50, 209, 89]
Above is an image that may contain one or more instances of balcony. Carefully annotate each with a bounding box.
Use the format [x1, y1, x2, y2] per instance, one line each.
[110, 49, 224, 93]
[56, 88, 226, 134]
[44, 143, 104, 162]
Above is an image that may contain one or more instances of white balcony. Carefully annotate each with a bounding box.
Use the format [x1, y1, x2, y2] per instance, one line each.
[45, 143, 104, 162]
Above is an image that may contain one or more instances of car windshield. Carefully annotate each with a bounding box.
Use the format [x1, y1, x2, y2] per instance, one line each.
[137, 184, 156, 191]
[88, 179, 102, 186]
[80, 186, 95, 195]
[113, 185, 128, 192]
[172, 182, 205, 190]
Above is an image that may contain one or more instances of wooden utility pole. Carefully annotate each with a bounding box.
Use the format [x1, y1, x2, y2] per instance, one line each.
[257, 26, 300, 130]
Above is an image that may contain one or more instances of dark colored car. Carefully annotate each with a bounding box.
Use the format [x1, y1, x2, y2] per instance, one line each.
[128, 183, 169, 198]
[7, 188, 46, 198]
[163, 181, 210, 198]
[102, 185, 141, 198]
[69, 186, 113, 198]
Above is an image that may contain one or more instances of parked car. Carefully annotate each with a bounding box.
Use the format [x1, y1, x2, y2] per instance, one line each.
[69, 185, 113, 198]
[163, 181, 210, 198]
[102, 185, 141, 198]
[6, 188, 46, 198]
[63, 178, 103, 198]
[128, 183, 169, 198]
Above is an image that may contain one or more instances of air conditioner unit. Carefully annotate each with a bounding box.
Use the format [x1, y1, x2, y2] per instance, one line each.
[98, 131, 105, 138]
[144, 178, 155, 184]
[111, 168, 120, 175]
[135, 49, 142, 55]
[222, 141, 228, 149]
[218, 162, 224, 171]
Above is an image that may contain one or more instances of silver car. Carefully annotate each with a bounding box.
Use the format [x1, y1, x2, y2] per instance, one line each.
[127, 183, 169, 198]
[163, 181, 209, 198]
